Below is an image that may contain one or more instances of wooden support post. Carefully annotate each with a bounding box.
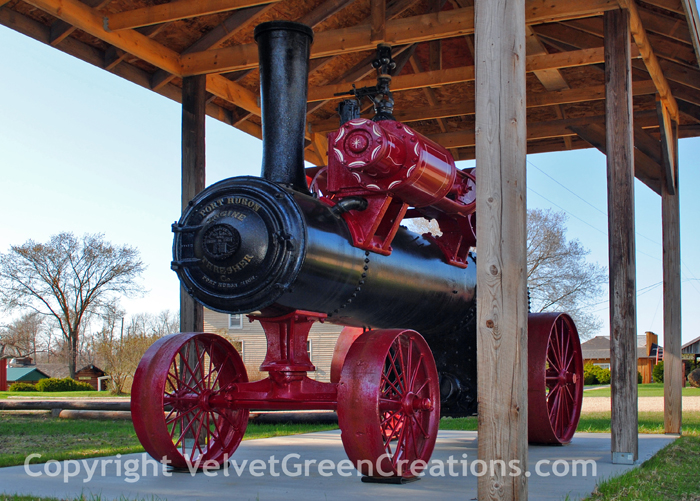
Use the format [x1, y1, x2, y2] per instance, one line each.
[605, 8, 638, 464]
[475, 0, 528, 499]
[180, 75, 206, 333]
[662, 124, 682, 435]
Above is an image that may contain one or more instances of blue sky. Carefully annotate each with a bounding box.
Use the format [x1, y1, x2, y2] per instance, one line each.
[1, 24, 699, 345]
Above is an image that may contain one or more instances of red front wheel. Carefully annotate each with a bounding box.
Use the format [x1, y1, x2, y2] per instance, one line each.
[131, 333, 249, 468]
[337, 329, 440, 478]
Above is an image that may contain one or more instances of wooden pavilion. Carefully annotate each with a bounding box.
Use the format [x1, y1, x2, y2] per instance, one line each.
[1, 0, 698, 498]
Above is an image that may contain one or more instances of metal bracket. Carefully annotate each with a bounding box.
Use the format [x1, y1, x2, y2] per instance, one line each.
[612, 452, 636, 465]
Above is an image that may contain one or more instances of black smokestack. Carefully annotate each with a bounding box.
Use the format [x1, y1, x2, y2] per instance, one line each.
[254, 21, 314, 193]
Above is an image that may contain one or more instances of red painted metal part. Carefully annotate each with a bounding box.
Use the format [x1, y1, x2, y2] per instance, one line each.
[528, 313, 584, 445]
[0, 358, 7, 391]
[330, 326, 365, 383]
[325, 118, 476, 266]
[337, 329, 440, 478]
[252, 310, 324, 373]
[131, 332, 249, 469]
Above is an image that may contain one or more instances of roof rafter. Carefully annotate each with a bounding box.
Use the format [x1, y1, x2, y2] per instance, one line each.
[309, 79, 658, 133]
[150, 3, 274, 90]
[104, 0, 278, 31]
[23, 0, 182, 75]
[180, 0, 621, 75]
[307, 46, 640, 103]
[619, 0, 680, 120]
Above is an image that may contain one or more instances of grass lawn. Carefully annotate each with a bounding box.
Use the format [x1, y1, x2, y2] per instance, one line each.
[584, 435, 700, 500]
[583, 383, 700, 398]
[0, 392, 126, 400]
[0, 411, 337, 468]
[439, 411, 700, 435]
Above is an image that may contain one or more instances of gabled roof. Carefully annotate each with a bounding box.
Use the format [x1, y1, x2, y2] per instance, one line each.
[6, 367, 50, 382]
[581, 334, 662, 360]
[682, 335, 700, 353]
[76, 365, 105, 376]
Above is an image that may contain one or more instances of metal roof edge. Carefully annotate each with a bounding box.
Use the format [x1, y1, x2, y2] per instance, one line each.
[682, 0, 700, 69]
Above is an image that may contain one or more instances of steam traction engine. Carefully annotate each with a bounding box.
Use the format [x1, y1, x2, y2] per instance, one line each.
[132, 21, 584, 480]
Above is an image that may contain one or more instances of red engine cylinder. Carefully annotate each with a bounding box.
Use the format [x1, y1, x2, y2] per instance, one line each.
[324, 118, 476, 266]
[329, 118, 456, 208]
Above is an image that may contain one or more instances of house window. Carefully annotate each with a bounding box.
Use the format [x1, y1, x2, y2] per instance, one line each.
[229, 314, 243, 329]
[307, 340, 312, 362]
[594, 363, 610, 370]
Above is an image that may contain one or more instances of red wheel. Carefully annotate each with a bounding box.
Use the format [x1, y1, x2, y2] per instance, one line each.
[132, 333, 249, 468]
[330, 326, 364, 383]
[338, 329, 440, 478]
[528, 313, 583, 445]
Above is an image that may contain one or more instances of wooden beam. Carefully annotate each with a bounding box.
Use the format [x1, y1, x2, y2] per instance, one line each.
[300, 0, 358, 27]
[311, 79, 657, 132]
[641, 0, 685, 15]
[105, 0, 277, 31]
[680, 0, 700, 67]
[662, 125, 682, 435]
[181, 0, 620, 75]
[619, 0, 679, 121]
[475, 0, 528, 500]
[104, 23, 167, 71]
[605, 8, 638, 464]
[308, 46, 625, 103]
[49, 0, 111, 47]
[206, 74, 260, 116]
[180, 75, 206, 333]
[370, 0, 386, 42]
[409, 55, 447, 132]
[637, 5, 693, 45]
[151, 4, 274, 91]
[23, 0, 182, 76]
[657, 96, 677, 194]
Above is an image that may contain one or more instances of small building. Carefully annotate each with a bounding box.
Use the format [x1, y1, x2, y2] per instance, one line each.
[682, 335, 700, 366]
[581, 332, 662, 384]
[204, 309, 345, 382]
[6, 367, 51, 385]
[75, 365, 107, 391]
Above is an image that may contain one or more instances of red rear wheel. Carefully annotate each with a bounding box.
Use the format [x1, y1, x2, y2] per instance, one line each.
[338, 329, 440, 478]
[132, 333, 249, 468]
[528, 313, 583, 445]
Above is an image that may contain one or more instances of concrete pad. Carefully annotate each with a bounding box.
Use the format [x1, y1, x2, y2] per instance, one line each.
[0, 431, 675, 501]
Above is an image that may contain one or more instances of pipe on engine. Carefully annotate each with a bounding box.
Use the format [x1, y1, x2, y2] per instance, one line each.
[254, 21, 313, 193]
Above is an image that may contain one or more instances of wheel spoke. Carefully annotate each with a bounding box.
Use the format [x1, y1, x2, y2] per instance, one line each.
[174, 409, 204, 447]
[392, 416, 408, 466]
[412, 412, 429, 439]
[381, 372, 402, 397]
[413, 377, 429, 396]
[397, 340, 408, 393]
[409, 354, 424, 392]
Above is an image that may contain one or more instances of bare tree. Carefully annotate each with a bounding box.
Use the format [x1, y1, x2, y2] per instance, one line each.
[0, 312, 43, 360]
[527, 209, 606, 338]
[94, 308, 175, 394]
[0, 233, 145, 377]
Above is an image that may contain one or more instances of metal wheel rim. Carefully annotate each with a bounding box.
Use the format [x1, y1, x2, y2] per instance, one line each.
[132, 333, 249, 469]
[338, 329, 440, 478]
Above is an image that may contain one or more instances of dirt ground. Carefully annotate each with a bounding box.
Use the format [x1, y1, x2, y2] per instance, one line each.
[582, 396, 700, 413]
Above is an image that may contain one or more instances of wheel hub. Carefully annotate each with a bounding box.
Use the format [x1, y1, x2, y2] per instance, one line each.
[401, 392, 433, 414]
